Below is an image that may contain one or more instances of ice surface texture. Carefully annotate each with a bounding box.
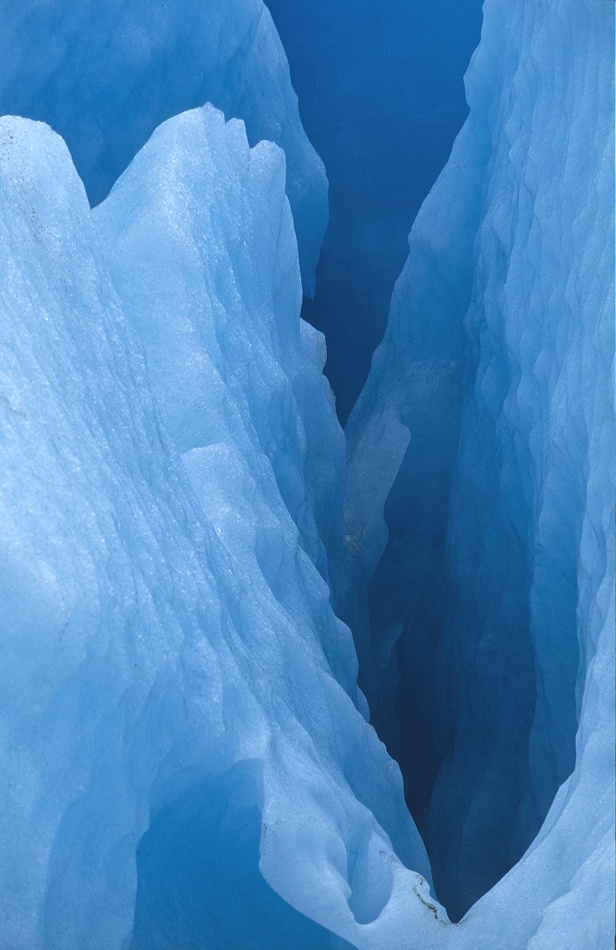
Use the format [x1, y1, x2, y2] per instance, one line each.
[348, 0, 615, 934]
[0, 111, 441, 949]
[0, 0, 327, 294]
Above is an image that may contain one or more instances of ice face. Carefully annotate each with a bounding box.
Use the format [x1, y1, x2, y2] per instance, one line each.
[94, 107, 334, 584]
[0, 112, 437, 950]
[347, 0, 614, 928]
[0, 0, 327, 294]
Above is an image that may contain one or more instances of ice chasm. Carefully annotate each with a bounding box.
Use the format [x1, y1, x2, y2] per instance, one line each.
[0, 0, 613, 948]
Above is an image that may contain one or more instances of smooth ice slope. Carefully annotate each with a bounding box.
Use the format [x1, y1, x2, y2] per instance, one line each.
[0, 112, 446, 950]
[0, 0, 327, 294]
[347, 0, 614, 931]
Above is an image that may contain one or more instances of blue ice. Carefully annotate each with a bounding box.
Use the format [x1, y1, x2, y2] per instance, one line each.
[0, 0, 613, 947]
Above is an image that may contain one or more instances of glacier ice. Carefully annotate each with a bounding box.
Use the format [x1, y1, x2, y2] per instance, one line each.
[0, 0, 327, 294]
[347, 0, 615, 930]
[94, 104, 343, 597]
[0, 0, 614, 945]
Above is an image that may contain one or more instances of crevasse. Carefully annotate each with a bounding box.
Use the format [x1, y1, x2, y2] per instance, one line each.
[265, 0, 482, 422]
[0, 0, 613, 948]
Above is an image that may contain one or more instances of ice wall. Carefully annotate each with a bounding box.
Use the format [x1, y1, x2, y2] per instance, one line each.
[0, 0, 327, 294]
[347, 0, 614, 928]
[0, 110, 444, 950]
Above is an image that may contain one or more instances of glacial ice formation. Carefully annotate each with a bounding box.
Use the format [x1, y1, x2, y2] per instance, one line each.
[0, 0, 327, 294]
[0, 0, 614, 946]
[347, 0, 615, 928]
[0, 111, 438, 950]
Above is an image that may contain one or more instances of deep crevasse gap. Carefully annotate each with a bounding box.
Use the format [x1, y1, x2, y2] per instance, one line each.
[346, 0, 614, 924]
[265, 0, 483, 422]
[0, 0, 613, 947]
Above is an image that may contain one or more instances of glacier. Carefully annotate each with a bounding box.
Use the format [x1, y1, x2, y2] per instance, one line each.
[0, 0, 614, 948]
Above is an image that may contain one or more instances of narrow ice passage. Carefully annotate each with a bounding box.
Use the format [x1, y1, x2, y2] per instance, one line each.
[266, 0, 483, 423]
[0, 0, 613, 948]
